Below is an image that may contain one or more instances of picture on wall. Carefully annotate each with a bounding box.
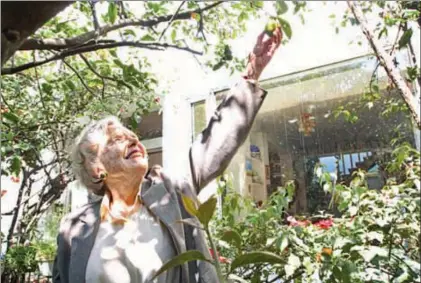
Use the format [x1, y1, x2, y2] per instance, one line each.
[246, 158, 253, 176]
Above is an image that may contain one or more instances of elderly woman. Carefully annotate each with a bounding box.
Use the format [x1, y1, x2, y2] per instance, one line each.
[53, 27, 282, 283]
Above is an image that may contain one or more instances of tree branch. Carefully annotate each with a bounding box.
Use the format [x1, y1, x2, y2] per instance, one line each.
[18, 1, 223, 51]
[62, 58, 97, 97]
[89, 1, 100, 31]
[158, 1, 186, 42]
[78, 53, 133, 92]
[2, 41, 202, 75]
[347, 0, 421, 129]
[1, 1, 73, 66]
[79, 54, 105, 98]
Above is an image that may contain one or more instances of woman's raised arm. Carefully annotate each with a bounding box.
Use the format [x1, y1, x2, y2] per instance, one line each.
[189, 27, 282, 193]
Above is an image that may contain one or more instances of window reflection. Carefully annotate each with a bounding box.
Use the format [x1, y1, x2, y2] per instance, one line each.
[191, 54, 415, 214]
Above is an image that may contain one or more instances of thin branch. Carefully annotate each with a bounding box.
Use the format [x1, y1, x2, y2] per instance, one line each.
[62, 59, 96, 97]
[402, 22, 421, 88]
[78, 53, 133, 92]
[0, 92, 12, 109]
[2, 41, 202, 75]
[89, 1, 100, 31]
[158, 1, 186, 41]
[18, 1, 223, 51]
[5, 169, 29, 252]
[347, 0, 421, 129]
[33, 51, 47, 110]
[182, 39, 208, 74]
[119, 2, 128, 20]
[369, 25, 402, 94]
[79, 54, 105, 98]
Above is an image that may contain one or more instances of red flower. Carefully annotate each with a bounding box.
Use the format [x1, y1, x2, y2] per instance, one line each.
[314, 218, 333, 230]
[287, 216, 311, 227]
[218, 256, 230, 264]
[209, 248, 230, 264]
[154, 97, 161, 104]
[11, 176, 20, 183]
[1, 190, 7, 198]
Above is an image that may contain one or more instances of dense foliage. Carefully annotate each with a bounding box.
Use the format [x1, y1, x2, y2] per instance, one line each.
[157, 143, 420, 283]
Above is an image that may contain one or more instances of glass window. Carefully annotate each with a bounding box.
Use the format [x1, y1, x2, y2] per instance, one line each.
[224, 54, 415, 213]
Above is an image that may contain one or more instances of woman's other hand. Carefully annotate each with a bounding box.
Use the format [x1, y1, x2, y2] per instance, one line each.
[244, 26, 283, 81]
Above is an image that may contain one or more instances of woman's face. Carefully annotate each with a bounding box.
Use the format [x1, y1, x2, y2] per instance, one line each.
[97, 123, 148, 178]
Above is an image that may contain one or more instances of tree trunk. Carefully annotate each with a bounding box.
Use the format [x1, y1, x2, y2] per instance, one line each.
[347, 0, 421, 129]
[1, 1, 73, 67]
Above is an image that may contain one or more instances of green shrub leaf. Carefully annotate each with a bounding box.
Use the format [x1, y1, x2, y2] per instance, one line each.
[197, 196, 217, 228]
[181, 194, 198, 217]
[230, 251, 283, 272]
[221, 229, 242, 251]
[150, 250, 211, 281]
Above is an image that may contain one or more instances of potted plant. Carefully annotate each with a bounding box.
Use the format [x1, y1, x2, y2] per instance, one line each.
[34, 240, 56, 276]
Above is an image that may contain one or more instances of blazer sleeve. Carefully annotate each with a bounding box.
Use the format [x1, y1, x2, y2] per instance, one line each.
[189, 79, 267, 193]
[52, 234, 62, 283]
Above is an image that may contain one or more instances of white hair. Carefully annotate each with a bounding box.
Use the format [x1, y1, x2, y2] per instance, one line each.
[70, 116, 122, 195]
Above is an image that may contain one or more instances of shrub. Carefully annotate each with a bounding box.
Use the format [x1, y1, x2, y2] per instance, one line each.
[152, 144, 420, 283]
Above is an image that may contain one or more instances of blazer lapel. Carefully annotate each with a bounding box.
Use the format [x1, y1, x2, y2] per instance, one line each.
[69, 202, 101, 283]
[141, 181, 187, 255]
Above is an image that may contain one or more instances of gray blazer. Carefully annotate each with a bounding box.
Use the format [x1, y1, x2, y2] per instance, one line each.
[52, 79, 267, 283]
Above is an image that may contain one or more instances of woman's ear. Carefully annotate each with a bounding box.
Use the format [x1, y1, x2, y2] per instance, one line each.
[83, 157, 107, 187]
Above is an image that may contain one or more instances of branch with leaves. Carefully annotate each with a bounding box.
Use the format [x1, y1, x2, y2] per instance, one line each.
[1, 1, 223, 75]
[2, 41, 202, 75]
[347, 0, 421, 129]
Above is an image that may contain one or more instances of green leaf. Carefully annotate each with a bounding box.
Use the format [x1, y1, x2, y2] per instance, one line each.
[366, 231, 384, 243]
[123, 29, 136, 37]
[171, 29, 177, 42]
[220, 230, 242, 251]
[276, 0, 288, 15]
[11, 155, 21, 176]
[398, 28, 413, 49]
[227, 274, 249, 283]
[358, 246, 388, 262]
[238, 11, 248, 22]
[108, 2, 118, 24]
[2, 112, 20, 124]
[278, 17, 292, 39]
[278, 233, 289, 252]
[113, 59, 125, 69]
[253, 1, 264, 9]
[150, 250, 212, 281]
[181, 194, 198, 217]
[109, 49, 118, 58]
[197, 196, 217, 227]
[141, 34, 155, 41]
[212, 61, 225, 71]
[285, 253, 300, 277]
[65, 80, 76, 91]
[41, 83, 53, 95]
[230, 251, 283, 271]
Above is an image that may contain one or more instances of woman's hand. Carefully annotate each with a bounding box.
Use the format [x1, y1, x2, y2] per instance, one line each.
[244, 26, 282, 81]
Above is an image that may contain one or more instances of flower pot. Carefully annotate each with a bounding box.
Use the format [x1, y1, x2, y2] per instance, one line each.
[38, 260, 54, 277]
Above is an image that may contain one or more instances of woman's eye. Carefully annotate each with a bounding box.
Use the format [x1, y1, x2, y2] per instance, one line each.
[113, 136, 124, 142]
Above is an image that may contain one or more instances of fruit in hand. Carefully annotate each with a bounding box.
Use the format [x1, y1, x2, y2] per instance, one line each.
[265, 19, 279, 36]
